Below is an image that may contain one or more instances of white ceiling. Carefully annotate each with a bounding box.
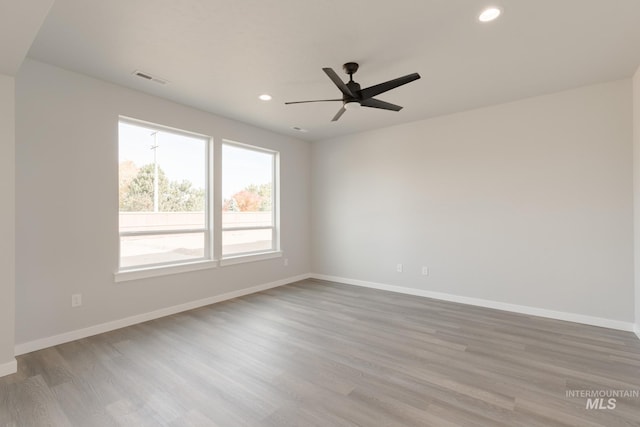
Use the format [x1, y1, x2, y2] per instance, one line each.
[25, 0, 640, 141]
[0, 0, 54, 75]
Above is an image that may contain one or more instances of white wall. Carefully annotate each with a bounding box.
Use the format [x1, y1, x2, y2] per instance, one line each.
[11, 57, 639, 355]
[634, 67, 640, 335]
[312, 80, 634, 322]
[15, 59, 311, 347]
[0, 74, 16, 373]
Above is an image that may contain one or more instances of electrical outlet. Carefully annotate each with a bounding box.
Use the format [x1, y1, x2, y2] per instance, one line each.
[71, 294, 82, 308]
[396, 263, 403, 273]
[422, 266, 429, 276]
[283, 258, 289, 266]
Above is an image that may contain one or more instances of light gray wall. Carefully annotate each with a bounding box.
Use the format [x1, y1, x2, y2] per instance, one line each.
[15, 59, 311, 345]
[0, 74, 16, 367]
[634, 67, 640, 333]
[312, 80, 634, 322]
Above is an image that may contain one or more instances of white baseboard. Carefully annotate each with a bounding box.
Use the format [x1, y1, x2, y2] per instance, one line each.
[12, 272, 638, 357]
[15, 273, 311, 356]
[0, 358, 17, 377]
[311, 274, 636, 332]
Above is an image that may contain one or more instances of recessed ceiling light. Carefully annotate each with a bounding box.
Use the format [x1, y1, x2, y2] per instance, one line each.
[479, 7, 501, 22]
[259, 94, 272, 101]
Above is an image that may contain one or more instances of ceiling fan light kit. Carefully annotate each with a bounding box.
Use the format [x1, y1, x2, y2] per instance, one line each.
[285, 62, 421, 121]
[344, 101, 361, 110]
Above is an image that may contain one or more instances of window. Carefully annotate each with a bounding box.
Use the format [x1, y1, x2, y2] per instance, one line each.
[118, 119, 210, 269]
[117, 119, 281, 278]
[222, 141, 278, 257]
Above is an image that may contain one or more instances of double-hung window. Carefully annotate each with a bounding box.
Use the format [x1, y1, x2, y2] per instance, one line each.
[117, 118, 280, 278]
[118, 119, 211, 269]
[221, 141, 278, 257]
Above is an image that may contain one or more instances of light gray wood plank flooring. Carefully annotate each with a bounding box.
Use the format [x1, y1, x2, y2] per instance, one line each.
[1, 279, 640, 426]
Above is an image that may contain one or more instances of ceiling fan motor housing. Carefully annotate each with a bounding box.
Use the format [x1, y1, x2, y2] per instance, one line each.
[345, 81, 361, 101]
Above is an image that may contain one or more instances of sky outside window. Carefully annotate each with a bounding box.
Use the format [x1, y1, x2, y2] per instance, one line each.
[119, 122, 272, 199]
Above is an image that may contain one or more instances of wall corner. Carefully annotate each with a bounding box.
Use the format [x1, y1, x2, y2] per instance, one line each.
[0, 74, 16, 375]
[633, 65, 640, 335]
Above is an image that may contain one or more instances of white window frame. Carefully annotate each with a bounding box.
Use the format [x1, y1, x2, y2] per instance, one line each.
[114, 121, 282, 282]
[220, 140, 280, 263]
[116, 117, 213, 277]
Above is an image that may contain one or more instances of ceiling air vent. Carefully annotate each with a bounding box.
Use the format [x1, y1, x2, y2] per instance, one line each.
[133, 70, 168, 85]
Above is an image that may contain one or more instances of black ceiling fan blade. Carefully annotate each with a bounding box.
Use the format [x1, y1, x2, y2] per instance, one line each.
[360, 98, 403, 111]
[359, 73, 421, 100]
[323, 68, 354, 98]
[331, 106, 346, 122]
[284, 99, 342, 105]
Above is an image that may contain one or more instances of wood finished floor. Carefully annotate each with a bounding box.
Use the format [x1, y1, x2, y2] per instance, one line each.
[1, 279, 640, 426]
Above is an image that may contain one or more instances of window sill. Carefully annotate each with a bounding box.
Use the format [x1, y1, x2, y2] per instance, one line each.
[114, 259, 218, 283]
[219, 251, 283, 266]
[114, 251, 283, 282]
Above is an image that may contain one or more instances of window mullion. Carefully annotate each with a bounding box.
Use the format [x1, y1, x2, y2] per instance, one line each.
[221, 226, 274, 232]
[120, 228, 206, 237]
[212, 137, 223, 261]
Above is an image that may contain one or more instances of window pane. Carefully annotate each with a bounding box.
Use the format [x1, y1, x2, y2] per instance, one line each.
[119, 119, 210, 270]
[120, 212, 205, 233]
[222, 211, 272, 229]
[120, 233, 205, 268]
[222, 229, 273, 256]
[119, 121, 207, 228]
[222, 144, 273, 229]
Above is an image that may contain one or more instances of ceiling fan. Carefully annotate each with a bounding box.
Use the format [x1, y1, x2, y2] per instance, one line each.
[285, 62, 421, 121]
